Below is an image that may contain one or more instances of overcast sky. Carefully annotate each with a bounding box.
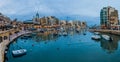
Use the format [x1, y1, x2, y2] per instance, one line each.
[0, 0, 119, 20]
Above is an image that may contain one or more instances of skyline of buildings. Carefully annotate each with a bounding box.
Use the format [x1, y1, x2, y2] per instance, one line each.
[2, 5, 120, 30]
[0, 12, 87, 32]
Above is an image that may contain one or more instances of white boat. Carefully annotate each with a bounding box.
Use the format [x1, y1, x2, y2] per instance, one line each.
[63, 32, 68, 36]
[101, 35, 113, 41]
[12, 49, 27, 56]
[91, 35, 101, 40]
[94, 32, 100, 35]
[60, 27, 64, 32]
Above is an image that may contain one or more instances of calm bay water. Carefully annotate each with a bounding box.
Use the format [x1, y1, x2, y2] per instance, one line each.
[5, 30, 120, 62]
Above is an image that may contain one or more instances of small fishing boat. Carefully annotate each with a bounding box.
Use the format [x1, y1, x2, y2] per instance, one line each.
[63, 32, 68, 36]
[101, 35, 113, 41]
[12, 49, 27, 57]
[91, 35, 101, 40]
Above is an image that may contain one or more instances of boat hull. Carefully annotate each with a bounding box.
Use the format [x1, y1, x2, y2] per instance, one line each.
[12, 49, 27, 57]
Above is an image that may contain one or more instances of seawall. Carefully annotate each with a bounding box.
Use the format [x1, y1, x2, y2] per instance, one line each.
[89, 29, 120, 35]
[0, 31, 31, 62]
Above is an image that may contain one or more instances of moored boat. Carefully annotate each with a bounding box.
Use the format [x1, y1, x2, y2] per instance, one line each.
[101, 35, 113, 41]
[12, 49, 27, 57]
[63, 32, 68, 36]
[91, 35, 101, 40]
[94, 32, 100, 35]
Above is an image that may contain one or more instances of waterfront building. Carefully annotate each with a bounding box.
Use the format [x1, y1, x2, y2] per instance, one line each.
[68, 21, 73, 26]
[23, 20, 34, 30]
[47, 16, 59, 26]
[81, 21, 87, 28]
[72, 20, 81, 28]
[32, 13, 60, 29]
[32, 13, 87, 30]
[60, 20, 66, 26]
[100, 6, 119, 29]
[40, 16, 48, 26]
[0, 13, 12, 31]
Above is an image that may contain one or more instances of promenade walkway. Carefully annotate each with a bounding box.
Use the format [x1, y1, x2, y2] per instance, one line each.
[89, 29, 120, 35]
[0, 30, 31, 62]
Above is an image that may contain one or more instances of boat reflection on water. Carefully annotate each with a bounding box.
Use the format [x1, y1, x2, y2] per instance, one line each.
[100, 34, 120, 54]
[32, 30, 87, 42]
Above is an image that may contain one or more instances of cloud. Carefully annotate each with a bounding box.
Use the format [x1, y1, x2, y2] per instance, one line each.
[0, 0, 119, 19]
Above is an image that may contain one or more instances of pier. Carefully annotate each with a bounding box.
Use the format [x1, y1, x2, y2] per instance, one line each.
[89, 29, 120, 35]
[0, 30, 31, 62]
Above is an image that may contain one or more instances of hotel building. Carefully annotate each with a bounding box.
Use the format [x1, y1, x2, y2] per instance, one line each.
[100, 6, 119, 29]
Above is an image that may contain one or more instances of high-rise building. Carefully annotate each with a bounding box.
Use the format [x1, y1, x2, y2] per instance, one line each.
[100, 6, 119, 29]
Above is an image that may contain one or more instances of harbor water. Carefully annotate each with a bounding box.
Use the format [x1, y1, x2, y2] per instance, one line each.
[5, 30, 120, 62]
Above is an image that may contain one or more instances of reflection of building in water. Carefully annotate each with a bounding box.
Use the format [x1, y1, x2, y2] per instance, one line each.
[100, 34, 119, 53]
[32, 29, 85, 42]
[100, 41, 118, 53]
